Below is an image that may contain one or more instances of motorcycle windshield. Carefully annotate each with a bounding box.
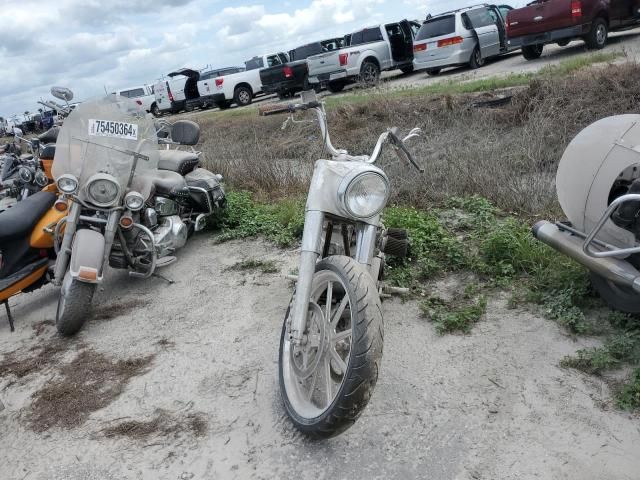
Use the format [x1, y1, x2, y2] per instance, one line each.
[52, 95, 159, 201]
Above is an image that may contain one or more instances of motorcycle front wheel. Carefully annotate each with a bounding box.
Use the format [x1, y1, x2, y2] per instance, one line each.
[56, 273, 96, 336]
[279, 255, 383, 438]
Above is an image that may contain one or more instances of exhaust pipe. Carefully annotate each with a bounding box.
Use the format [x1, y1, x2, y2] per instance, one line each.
[533, 221, 640, 293]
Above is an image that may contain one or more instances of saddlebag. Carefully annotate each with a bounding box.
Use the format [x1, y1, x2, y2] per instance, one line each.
[184, 168, 226, 214]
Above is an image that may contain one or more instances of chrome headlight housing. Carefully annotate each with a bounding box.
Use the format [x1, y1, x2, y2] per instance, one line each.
[56, 174, 79, 194]
[35, 169, 49, 188]
[124, 191, 145, 211]
[339, 171, 390, 219]
[86, 173, 120, 207]
[18, 166, 33, 183]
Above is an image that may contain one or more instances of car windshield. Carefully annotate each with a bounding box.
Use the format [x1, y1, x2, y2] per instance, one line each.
[416, 15, 456, 41]
[52, 95, 159, 200]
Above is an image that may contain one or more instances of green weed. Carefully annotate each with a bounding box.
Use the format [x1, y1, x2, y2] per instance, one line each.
[617, 369, 640, 410]
[421, 294, 488, 335]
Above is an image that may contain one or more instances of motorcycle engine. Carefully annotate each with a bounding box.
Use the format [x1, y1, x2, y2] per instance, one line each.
[153, 215, 188, 258]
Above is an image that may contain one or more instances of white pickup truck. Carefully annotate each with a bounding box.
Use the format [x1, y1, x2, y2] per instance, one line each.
[113, 85, 159, 116]
[307, 20, 420, 92]
[200, 52, 289, 109]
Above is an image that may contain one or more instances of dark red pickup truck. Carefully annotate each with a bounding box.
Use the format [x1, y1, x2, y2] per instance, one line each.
[506, 0, 640, 60]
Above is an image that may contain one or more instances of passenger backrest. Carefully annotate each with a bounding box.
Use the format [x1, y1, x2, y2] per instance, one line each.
[171, 120, 200, 145]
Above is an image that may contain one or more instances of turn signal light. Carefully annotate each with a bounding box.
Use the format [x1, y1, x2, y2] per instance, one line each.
[413, 43, 427, 52]
[54, 200, 68, 212]
[339, 53, 349, 66]
[437, 36, 464, 48]
[120, 215, 134, 229]
[78, 267, 98, 282]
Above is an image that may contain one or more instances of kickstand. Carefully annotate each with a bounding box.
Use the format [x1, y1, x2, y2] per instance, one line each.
[152, 272, 175, 285]
[4, 300, 15, 333]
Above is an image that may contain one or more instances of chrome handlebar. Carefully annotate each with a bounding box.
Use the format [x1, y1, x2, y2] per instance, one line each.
[259, 98, 423, 172]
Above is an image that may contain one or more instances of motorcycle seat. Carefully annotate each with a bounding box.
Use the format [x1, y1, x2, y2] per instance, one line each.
[158, 150, 200, 176]
[150, 170, 189, 198]
[0, 191, 56, 244]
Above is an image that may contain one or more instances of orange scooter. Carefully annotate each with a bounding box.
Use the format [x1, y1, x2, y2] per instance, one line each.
[0, 142, 66, 332]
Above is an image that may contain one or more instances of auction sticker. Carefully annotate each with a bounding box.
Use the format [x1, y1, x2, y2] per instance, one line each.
[88, 119, 138, 140]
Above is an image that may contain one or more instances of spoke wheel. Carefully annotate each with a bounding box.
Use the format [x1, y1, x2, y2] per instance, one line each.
[279, 256, 383, 438]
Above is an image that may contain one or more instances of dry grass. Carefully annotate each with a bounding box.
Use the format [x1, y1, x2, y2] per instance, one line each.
[198, 63, 640, 215]
[29, 349, 155, 432]
[102, 409, 208, 440]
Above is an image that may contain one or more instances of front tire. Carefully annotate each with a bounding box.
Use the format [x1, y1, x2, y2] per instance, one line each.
[150, 103, 160, 117]
[522, 44, 544, 60]
[279, 256, 384, 438]
[585, 17, 608, 49]
[234, 86, 253, 107]
[56, 274, 96, 336]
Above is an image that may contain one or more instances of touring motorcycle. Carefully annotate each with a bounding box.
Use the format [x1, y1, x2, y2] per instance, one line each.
[51, 89, 225, 336]
[534, 114, 640, 313]
[259, 91, 422, 438]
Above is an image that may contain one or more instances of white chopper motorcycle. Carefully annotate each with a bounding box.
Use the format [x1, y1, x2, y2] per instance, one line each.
[534, 114, 640, 313]
[260, 91, 423, 438]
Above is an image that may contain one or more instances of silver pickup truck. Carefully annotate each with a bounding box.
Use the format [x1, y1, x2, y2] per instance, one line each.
[307, 19, 420, 92]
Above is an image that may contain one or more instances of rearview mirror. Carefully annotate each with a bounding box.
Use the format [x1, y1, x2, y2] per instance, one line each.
[51, 87, 74, 102]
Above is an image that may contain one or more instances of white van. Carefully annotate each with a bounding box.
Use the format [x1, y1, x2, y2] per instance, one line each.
[113, 85, 158, 116]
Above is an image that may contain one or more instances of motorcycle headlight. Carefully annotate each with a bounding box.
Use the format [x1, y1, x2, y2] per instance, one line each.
[57, 174, 79, 194]
[86, 173, 120, 207]
[19, 166, 33, 184]
[124, 191, 145, 211]
[35, 169, 48, 188]
[339, 172, 390, 219]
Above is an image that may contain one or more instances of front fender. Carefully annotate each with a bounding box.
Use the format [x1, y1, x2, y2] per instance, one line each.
[69, 229, 105, 284]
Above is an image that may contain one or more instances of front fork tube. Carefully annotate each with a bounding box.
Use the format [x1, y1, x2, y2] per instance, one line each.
[101, 211, 122, 276]
[53, 201, 81, 286]
[290, 210, 324, 345]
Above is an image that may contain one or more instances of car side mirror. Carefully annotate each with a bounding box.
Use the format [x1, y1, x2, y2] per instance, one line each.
[51, 87, 74, 102]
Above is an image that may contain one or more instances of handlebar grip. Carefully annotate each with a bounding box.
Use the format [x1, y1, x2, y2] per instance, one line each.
[259, 103, 292, 116]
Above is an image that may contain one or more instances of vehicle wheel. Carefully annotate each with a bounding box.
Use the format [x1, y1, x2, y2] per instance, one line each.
[590, 273, 640, 313]
[327, 81, 346, 93]
[150, 103, 160, 117]
[184, 102, 193, 112]
[359, 60, 380, 86]
[426, 68, 441, 76]
[56, 273, 96, 336]
[469, 46, 485, 69]
[585, 17, 608, 49]
[522, 44, 544, 60]
[279, 255, 383, 438]
[557, 39, 571, 47]
[400, 65, 414, 74]
[234, 86, 253, 107]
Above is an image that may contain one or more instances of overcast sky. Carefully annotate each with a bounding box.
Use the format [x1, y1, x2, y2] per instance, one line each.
[0, 0, 531, 120]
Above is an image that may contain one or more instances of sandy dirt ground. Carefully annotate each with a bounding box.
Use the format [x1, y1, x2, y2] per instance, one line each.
[0, 235, 639, 480]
